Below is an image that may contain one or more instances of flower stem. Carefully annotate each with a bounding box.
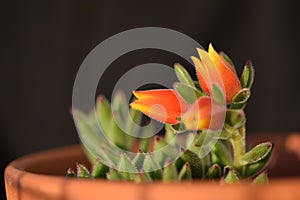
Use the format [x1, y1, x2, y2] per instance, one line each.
[230, 125, 246, 168]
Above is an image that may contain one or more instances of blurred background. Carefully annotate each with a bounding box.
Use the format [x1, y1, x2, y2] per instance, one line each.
[1, 0, 299, 198]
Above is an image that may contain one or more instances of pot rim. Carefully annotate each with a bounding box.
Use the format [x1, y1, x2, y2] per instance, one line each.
[5, 145, 300, 200]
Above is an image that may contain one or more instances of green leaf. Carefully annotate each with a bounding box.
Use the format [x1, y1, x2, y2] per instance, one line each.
[124, 108, 142, 148]
[178, 162, 192, 180]
[232, 88, 251, 104]
[225, 110, 246, 129]
[252, 172, 269, 184]
[91, 160, 109, 178]
[132, 151, 145, 170]
[112, 91, 127, 123]
[153, 136, 174, 166]
[74, 110, 108, 166]
[219, 51, 237, 74]
[186, 131, 207, 156]
[206, 164, 222, 179]
[214, 141, 234, 166]
[66, 168, 76, 177]
[138, 122, 154, 152]
[118, 153, 138, 180]
[241, 142, 273, 165]
[76, 163, 91, 178]
[153, 136, 168, 150]
[139, 138, 151, 153]
[107, 168, 123, 181]
[242, 145, 273, 178]
[153, 136, 167, 163]
[142, 154, 162, 180]
[174, 63, 195, 88]
[240, 61, 255, 89]
[73, 109, 104, 149]
[163, 161, 178, 182]
[174, 82, 203, 104]
[134, 172, 152, 183]
[212, 84, 226, 105]
[180, 149, 203, 178]
[230, 103, 246, 110]
[224, 167, 239, 183]
[109, 113, 127, 150]
[165, 124, 176, 143]
[95, 96, 112, 133]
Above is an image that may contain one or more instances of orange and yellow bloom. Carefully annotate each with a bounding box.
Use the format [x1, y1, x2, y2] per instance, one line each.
[130, 89, 189, 124]
[194, 44, 241, 103]
[130, 44, 242, 130]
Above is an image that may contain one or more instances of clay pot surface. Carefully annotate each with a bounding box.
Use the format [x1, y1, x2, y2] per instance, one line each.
[5, 133, 300, 200]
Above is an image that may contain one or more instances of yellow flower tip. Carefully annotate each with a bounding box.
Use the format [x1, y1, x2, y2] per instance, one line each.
[196, 47, 205, 55]
[190, 56, 202, 68]
[129, 100, 147, 114]
[132, 90, 149, 100]
[132, 90, 138, 97]
[208, 43, 215, 54]
[197, 47, 213, 63]
[190, 55, 198, 62]
[129, 101, 136, 108]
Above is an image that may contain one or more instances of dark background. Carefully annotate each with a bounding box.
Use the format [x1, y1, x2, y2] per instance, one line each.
[1, 0, 299, 199]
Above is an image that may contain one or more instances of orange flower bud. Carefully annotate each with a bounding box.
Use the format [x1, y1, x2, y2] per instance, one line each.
[130, 89, 189, 124]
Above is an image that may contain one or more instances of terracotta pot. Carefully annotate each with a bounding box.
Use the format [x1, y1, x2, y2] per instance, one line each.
[5, 133, 300, 200]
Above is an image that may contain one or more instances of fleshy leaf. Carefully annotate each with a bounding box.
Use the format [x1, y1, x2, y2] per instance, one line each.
[180, 149, 203, 178]
[174, 63, 195, 88]
[134, 172, 152, 183]
[92, 160, 109, 178]
[206, 164, 222, 179]
[224, 168, 239, 183]
[153, 136, 168, 166]
[143, 154, 162, 180]
[112, 91, 128, 123]
[118, 153, 138, 180]
[96, 96, 112, 133]
[139, 137, 151, 153]
[76, 163, 91, 178]
[163, 160, 178, 182]
[252, 172, 269, 184]
[174, 82, 203, 105]
[132, 151, 145, 170]
[241, 142, 273, 165]
[178, 162, 192, 180]
[110, 112, 127, 149]
[240, 61, 255, 89]
[225, 109, 246, 129]
[107, 168, 123, 181]
[214, 141, 234, 166]
[165, 124, 176, 143]
[212, 84, 226, 105]
[123, 108, 142, 148]
[153, 136, 168, 150]
[232, 88, 251, 104]
[242, 145, 273, 178]
[66, 168, 76, 177]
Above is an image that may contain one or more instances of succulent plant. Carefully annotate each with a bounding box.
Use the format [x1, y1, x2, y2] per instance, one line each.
[69, 44, 273, 184]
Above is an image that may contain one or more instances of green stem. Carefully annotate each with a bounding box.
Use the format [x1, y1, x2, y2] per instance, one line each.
[230, 126, 246, 168]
